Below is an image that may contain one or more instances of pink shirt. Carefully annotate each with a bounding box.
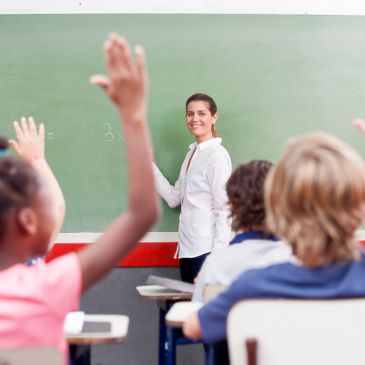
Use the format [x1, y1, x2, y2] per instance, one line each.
[0, 253, 82, 363]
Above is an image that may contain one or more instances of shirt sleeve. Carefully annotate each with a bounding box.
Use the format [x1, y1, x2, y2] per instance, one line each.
[192, 257, 210, 302]
[152, 163, 182, 208]
[198, 274, 249, 345]
[36, 253, 82, 318]
[206, 151, 232, 250]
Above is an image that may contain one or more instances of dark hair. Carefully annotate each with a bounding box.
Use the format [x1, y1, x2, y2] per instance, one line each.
[227, 160, 273, 232]
[0, 156, 40, 239]
[0, 137, 8, 152]
[185, 93, 218, 137]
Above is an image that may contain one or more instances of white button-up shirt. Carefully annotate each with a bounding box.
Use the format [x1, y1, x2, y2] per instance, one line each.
[153, 138, 232, 258]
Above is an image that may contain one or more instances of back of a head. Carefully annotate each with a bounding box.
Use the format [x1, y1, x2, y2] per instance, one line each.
[0, 154, 40, 240]
[0, 137, 8, 156]
[265, 132, 365, 267]
[227, 160, 273, 233]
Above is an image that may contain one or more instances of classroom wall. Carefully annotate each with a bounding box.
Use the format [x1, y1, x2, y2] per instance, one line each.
[3, 12, 365, 239]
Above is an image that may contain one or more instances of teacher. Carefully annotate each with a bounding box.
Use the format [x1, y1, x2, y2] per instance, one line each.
[153, 93, 232, 283]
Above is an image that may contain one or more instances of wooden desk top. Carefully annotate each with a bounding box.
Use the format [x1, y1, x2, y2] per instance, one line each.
[136, 285, 192, 301]
[165, 302, 203, 328]
[66, 314, 129, 345]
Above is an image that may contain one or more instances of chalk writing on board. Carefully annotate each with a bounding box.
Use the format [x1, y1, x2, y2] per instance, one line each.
[103, 123, 122, 143]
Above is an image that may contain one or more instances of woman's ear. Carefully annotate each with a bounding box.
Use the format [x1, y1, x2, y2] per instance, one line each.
[17, 207, 38, 235]
[213, 112, 218, 124]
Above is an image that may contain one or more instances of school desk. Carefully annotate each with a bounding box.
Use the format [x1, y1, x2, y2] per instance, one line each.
[136, 285, 198, 365]
[166, 302, 223, 365]
[67, 314, 129, 365]
[165, 285, 228, 365]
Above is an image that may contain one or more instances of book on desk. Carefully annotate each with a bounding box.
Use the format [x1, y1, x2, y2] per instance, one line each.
[146, 275, 194, 294]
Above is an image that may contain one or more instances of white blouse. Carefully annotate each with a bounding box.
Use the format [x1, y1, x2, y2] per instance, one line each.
[153, 138, 232, 258]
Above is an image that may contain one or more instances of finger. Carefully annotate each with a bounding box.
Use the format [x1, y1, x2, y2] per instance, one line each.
[104, 37, 118, 79]
[135, 45, 146, 79]
[38, 123, 45, 142]
[28, 116, 37, 137]
[8, 139, 20, 155]
[114, 35, 133, 74]
[353, 118, 365, 135]
[107, 34, 132, 79]
[90, 75, 110, 91]
[20, 116, 30, 135]
[13, 121, 24, 141]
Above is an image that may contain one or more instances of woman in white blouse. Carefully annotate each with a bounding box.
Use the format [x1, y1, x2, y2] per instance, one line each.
[153, 93, 232, 282]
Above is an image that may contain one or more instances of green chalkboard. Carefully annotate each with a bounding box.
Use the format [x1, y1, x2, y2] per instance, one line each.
[1, 14, 365, 232]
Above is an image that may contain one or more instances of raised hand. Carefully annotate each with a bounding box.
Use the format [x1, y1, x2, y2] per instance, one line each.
[9, 116, 45, 163]
[9, 116, 65, 245]
[90, 33, 147, 122]
[353, 118, 365, 136]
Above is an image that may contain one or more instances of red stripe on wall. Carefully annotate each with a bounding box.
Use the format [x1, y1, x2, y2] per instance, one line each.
[45, 240, 365, 267]
[46, 242, 179, 267]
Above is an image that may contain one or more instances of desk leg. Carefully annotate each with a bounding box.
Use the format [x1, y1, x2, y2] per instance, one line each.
[159, 307, 167, 365]
[166, 326, 177, 365]
[69, 345, 91, 365]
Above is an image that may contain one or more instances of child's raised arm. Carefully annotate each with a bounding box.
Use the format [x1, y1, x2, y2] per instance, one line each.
[9, 117, 66, 247]
[78, 33, 159, 292]
[353, 118, 365, 136]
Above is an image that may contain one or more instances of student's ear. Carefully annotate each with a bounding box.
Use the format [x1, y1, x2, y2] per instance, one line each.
[17, 207, 38, 235]
[213, 112, 218, 124]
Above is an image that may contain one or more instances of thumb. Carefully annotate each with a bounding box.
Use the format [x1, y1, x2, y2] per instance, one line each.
[8, 139, 20, 155]
[90, 75, 110, 92]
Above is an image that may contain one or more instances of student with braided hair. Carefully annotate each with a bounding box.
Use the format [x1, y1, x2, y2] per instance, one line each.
[0, 33, 159, 364]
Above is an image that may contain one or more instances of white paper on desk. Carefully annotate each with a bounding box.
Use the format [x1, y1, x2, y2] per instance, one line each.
[166, 301, 203, 323]
[63, 311, 85, 335]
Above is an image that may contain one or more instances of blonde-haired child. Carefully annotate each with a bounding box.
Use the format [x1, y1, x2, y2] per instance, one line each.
[183, 132, 365, 354]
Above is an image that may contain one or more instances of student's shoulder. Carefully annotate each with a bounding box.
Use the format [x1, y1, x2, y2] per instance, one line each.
[355, 248, 365, 268]
[208, 244, 244, 261]
[38, 253, 81, 282]
[231, 260, 296, 291]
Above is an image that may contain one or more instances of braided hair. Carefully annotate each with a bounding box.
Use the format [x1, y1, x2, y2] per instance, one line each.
[0, 142, 40, 239]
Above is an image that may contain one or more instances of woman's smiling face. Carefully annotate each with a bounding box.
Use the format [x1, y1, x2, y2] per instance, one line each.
[185, 101, 217, 143]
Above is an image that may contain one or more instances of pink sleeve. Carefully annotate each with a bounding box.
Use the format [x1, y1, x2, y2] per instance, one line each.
[35, 253, 82, 318]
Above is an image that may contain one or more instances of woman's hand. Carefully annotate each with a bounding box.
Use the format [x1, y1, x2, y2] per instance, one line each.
[90, 33, 148, 123]
[8, 116, 45, 163]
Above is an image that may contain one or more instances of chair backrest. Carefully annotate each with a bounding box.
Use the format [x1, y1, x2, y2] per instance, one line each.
[0, 347, 62, 365]
[203, 284, 227, 302]
[227, 299, 365, 365]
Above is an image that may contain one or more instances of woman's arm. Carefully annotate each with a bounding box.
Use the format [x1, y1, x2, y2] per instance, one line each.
[77, 34, 159, 292]
[206, 151, 232, 250]
[152, 163, 182, 208]
[9, 118, 65, 247]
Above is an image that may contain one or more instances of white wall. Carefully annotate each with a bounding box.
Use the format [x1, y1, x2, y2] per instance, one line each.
[2, 0, 365, 15]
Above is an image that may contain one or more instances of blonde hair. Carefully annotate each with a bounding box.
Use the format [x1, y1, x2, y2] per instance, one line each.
[265, 132, 365, 267]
